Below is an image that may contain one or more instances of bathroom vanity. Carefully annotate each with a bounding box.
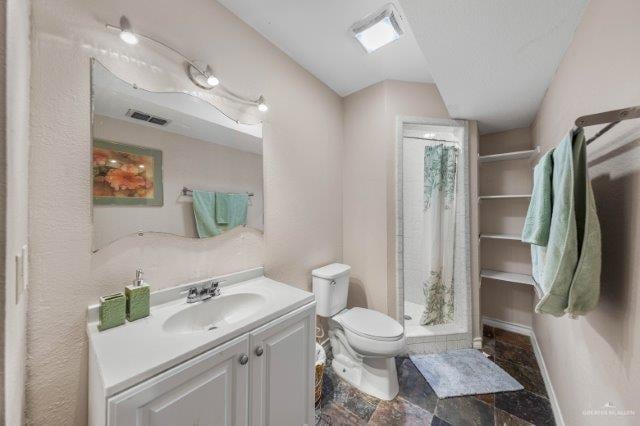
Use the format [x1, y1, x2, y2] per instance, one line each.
[87, 268, 316, 426]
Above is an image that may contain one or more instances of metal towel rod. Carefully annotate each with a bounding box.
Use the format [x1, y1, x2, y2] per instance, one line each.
[182, 186, 255, 197]
[575, 105, 640, 145]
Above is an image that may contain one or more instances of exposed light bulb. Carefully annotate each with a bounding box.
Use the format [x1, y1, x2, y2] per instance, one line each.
[206, 75, 219, 86]
[119, 16, 138, 45]
[120, 30, 139, 45]
[257, 96, 268, 112]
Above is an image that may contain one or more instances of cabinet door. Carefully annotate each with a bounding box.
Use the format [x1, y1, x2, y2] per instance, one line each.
[108, 335, 249, 426]
[249, 304, 316, 426]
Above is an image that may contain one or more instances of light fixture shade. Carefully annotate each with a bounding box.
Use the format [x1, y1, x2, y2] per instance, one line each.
[351, 5, 404, 53]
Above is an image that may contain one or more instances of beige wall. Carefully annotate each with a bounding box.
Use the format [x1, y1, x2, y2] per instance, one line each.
[343, 81, 482, 327]
[29, 0, 343, 424]
[4, 0, 30, 424]
[479, 128, 535, 327]
[531, 0, 640, 424]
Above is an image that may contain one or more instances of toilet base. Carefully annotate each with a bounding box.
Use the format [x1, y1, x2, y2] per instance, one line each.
[330, 332, 399, 401]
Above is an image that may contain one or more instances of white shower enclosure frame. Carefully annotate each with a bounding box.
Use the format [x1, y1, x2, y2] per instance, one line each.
[395, 116, 472, 354]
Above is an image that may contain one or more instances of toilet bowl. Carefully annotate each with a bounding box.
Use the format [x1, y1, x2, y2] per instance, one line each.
[312, 263, 406, 400]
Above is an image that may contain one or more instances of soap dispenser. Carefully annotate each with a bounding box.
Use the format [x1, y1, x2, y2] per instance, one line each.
[125, 269, 150, 321]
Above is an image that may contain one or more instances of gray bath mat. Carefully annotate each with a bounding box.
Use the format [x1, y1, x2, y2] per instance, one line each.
[409, 349, 523, 398]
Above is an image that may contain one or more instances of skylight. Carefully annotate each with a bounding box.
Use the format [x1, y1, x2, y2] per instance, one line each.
[352, 4, 404, 53]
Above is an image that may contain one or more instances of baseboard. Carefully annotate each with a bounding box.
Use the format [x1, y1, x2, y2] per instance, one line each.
[482, 316, 532, 336]
[472, 337, 483, 349]
[529, 331, 564, 426]
[482, 316, 565, 426]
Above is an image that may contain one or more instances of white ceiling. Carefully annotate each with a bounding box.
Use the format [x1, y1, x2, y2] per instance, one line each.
[400, 0, 588, 133]
[92, 63, 263, 154]
[219, 0, 588, 133]
[217, 0, 434, 96]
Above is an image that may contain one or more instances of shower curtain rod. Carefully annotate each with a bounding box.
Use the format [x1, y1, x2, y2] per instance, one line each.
[404, 136, 459, 144]
[575, 105, 640, 145]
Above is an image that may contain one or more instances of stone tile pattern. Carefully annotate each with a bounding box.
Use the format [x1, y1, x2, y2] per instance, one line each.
[317, 326, 555, 426]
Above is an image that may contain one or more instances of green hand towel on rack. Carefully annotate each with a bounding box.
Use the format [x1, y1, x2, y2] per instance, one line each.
[215, 192, 231, 225]
[192, 190, 249, 238]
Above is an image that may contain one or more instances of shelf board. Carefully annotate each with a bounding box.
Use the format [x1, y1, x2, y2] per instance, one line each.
[479, 233, 522, 241]
[479, 194, 531, 200]
[480, 269, 535, 286]
[479, 148, 539, 163]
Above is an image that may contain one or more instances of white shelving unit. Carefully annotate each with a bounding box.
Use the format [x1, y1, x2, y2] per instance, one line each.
[479, 233, 522, 241]
[478, 194, 531, 200]
[480, 269, 535, 286]
[478, 147, 539, 163]
[476, 145, 536, 289]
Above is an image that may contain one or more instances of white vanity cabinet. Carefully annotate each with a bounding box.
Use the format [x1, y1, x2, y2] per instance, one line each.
[101, 303, 316, 426]
[107, 336, 250, 426]
[249, 305, 316, 426]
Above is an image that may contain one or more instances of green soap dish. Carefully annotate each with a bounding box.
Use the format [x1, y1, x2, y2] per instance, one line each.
[98, 292, 126, 331]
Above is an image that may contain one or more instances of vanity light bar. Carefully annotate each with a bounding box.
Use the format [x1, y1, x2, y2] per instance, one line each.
[105, 16, 268, 112]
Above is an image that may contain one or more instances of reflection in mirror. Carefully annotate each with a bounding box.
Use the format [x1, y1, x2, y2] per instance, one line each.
[91, 61, 263, 251]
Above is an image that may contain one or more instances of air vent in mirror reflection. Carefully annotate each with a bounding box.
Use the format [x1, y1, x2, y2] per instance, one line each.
[126, 109, 170, 126]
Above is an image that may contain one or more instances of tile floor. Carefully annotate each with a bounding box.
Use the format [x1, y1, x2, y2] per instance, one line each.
[317, 326, 555, 426]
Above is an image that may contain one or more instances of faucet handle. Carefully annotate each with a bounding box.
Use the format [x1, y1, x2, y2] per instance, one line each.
[210, 280, 224, 296]
[180, 287, 199, 303]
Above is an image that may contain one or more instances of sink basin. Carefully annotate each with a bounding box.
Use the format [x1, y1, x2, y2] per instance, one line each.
[163, 293, 267, 334]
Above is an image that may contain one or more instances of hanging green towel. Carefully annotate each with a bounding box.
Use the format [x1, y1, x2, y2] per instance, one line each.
[192, 190, 249, 238]
[522, 149, 554, 290]
[534, 130, 579, 315]
[567, 130, 601, 316]
[522, 150, 554, 246]
[530, 128, 601, 316]
[215, 193, 231, 225]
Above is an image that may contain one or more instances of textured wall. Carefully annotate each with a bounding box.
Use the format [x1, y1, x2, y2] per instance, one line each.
[343, 81, 452, 316]
[29, 0, 343, 424]
[531, 0, 640, 424]
[4, 0, 30, 424]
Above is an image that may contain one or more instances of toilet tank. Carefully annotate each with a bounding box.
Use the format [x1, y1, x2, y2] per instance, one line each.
[312, 263, 351, 317]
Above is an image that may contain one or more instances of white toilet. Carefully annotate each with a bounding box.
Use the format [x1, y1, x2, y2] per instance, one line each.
[312, 263, 406, 400]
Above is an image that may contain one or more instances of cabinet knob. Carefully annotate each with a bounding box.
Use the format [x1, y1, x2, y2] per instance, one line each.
[255, 346, 264, 356]
[239, 353, 249, 365]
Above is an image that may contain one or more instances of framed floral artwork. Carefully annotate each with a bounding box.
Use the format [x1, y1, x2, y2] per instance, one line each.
[92, 139, 163, 206]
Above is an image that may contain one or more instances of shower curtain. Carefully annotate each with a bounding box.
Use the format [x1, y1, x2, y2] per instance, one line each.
[420, 144, 459, 326]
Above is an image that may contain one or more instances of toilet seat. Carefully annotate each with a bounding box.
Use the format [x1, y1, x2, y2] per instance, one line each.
[333, 308, 405, 357]
[335, 307, 404, 341]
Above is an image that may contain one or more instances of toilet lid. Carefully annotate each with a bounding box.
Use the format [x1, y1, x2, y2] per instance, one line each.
[338, 308, 404, 341]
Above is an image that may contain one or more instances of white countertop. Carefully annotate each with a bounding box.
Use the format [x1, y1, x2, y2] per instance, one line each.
[87, 271, 315, 397]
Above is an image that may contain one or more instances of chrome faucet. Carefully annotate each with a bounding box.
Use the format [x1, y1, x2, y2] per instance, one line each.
[183, 280, 224, 303]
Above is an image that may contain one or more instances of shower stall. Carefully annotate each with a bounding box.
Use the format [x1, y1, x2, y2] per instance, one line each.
[396, 118, 472, 353]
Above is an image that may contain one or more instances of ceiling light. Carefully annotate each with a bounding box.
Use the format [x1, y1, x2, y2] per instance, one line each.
[257, 96, 268, 112]
[206, 75, 219, 87]
[352, 4, 404, 53]
[204, 65, 219, 87]
[118, 16, 139, 45]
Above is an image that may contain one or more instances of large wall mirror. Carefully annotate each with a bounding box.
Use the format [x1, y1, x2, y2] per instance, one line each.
[91, 61, 264, 251]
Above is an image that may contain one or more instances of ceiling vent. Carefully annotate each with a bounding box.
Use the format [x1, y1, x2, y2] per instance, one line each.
[351, 4, 404, 53]
[126, 109, 170, 126]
